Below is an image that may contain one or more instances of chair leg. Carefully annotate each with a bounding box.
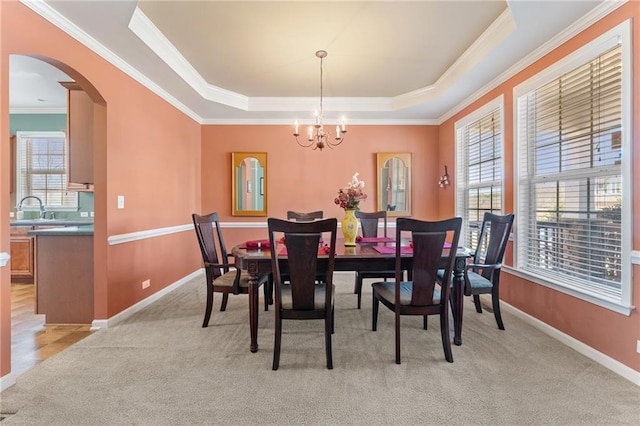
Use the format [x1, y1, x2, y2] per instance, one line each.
[473, 294, 482, 313]
[492, 291, 505, 330]
[331, 306, 335, 334]
[325, 315, 333, 370]
[220, 293, 229, 311]
[272, 314, 282, 370]
[202, 283, 214, 328]
[423, 315, 428, 330]
[395, 312, 401, 364]
[356, 273, 364, 309]
[262, 282, 269, 311]
[440, 307, 453, 363]
[372, 291, 379, 331]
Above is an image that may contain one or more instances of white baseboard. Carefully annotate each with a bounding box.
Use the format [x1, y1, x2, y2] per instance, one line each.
[499, 298, 640, 387]
[91, 269, 204, 330]
[0, 372, 16, 392]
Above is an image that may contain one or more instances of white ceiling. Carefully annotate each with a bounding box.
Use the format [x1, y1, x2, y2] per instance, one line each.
[10, 0, 614, 124]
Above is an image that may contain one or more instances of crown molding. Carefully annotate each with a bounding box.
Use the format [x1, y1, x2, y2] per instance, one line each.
[20, 0, 203, 124]
[127, 4, 516, 115]
[394, 7, 516, 110]
[200, 118, 437, 125]
[438, 0, 628, 124]
[128, 7, 249, 111]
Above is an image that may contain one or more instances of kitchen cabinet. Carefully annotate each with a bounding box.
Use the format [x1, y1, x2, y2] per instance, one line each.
[32, 229, 94, 324]
[10, 226, 35, 282]
[59, 81, 93, 188]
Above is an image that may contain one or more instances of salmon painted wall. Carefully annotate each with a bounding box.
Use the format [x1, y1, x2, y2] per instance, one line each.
[0, 0, 202, 380]
[439, 2, 640, 373]
[0, 0, 10, 380]
[200, 125, 441, 248]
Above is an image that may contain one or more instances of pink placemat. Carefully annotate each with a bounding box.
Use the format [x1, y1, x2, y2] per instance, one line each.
[373, 246, 413, 254]
[357, 237, 394, 243]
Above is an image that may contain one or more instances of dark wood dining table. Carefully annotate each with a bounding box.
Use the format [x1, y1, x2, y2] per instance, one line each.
[232, 239, 472, 353]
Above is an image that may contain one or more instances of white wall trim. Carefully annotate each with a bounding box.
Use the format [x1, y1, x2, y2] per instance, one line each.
[107, 220, 399, 245]
[107, 224, 193, 245]
[499, 297, 640, 387]
[0, 372, 17, 392]
[91, 269, 203, 330]
[630, 251, 640, 264]
[0, 252, 10, 268]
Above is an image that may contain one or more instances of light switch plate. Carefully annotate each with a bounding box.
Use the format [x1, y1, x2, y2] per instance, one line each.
[117, 195, 125, 209]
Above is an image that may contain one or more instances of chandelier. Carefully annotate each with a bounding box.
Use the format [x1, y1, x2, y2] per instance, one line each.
[294, 50, 347, 150]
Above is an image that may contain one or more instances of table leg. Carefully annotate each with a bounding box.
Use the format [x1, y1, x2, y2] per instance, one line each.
[452, 257, 466, 346]
[248, 265, 259, 353]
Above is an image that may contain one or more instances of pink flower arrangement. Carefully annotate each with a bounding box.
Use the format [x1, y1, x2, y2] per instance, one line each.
[334, 172, 367, 210]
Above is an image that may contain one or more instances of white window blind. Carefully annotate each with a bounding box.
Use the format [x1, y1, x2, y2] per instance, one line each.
[456, 100, 503, 248]
[516, 42, 626, 306]
[16, 131, 78, 210]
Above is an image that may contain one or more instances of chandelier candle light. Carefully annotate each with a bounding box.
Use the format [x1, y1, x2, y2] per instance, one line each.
[294, 50, 347, 151]
[335, 173, 367, 246]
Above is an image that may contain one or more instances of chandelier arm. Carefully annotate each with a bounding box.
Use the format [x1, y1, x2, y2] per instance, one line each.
[295, 135, 317, 148]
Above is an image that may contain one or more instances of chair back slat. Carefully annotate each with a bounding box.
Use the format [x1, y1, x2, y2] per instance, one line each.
[409, 231, 447, 306]
[356, 210, 388, 238]
[283, 232, 322, 310]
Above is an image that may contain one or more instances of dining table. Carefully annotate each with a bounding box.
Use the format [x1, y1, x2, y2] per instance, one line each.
[232, 238, 472, 353]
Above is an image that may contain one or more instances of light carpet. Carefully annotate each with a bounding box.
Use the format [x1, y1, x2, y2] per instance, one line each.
[1, 273, 639, 425]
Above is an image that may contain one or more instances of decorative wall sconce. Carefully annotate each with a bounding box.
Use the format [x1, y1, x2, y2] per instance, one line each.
[438, 165, 450, 189]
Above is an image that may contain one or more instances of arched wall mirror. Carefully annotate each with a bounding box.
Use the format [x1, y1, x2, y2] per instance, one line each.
[232, 152, 267, 216]
[376, 152, 411, 217]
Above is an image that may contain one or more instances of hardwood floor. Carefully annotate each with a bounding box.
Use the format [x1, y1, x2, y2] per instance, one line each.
[11, 283, 93, 377]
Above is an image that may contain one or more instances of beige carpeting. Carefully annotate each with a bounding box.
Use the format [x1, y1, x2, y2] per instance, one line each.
[1, 273, 639, 425]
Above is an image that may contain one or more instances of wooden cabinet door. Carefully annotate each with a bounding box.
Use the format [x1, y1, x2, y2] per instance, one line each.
[10, 236, 35, 281]
[60, 81, 94, 185]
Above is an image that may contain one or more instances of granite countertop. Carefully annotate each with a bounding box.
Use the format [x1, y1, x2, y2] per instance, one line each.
[27, 225, 94, 236]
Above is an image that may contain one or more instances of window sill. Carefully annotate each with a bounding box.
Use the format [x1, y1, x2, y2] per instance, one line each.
[503, 266, 634, 316]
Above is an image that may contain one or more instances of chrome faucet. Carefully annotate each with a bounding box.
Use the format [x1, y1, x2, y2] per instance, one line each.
[17, 195, 46, 219]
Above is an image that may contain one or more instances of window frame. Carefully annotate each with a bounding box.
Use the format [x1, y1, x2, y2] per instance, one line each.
[454, 96, 505, 249]
[15, 130, 78, 212]
[513, 20, 632, 315]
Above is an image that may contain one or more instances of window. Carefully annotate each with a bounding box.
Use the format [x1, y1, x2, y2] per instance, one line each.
[15, 131, 78, 211]
[514, 21, 631, 314]
[455, 97, 504, 248]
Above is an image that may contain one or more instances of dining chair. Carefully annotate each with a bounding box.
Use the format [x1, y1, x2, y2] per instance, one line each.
[192, 212, 270, 328]
[372, 216, 462, 364]
[460, 212, 514, 330]
[286, 210, 324, 222]
[352, 210, 396, 309]
[267, 217, 337, 370]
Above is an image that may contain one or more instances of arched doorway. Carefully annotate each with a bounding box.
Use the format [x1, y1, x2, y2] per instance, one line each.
[8, 54, 106, 376]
